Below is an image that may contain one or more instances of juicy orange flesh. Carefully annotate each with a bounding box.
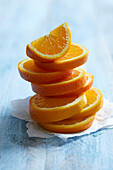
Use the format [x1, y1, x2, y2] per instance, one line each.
[85, 89, 97, 107]
[56, 45, 84, 61]
[31, 24, 68, 55]
[50, 24, 67, 38]
[33, 94, 78, 108]
[23, 59, 53, 73]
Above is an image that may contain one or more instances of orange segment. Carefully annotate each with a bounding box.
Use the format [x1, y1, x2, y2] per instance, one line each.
[29, 93, 87, 123]
[40, 115, 95, 133]
[31, 68, 86, 96]
[18, 59, 72, 84]
[26, 22, 71, 62]
[34, 43, 88, 71]
[69, 87, 103, 120]
[59, 73, 94, 97]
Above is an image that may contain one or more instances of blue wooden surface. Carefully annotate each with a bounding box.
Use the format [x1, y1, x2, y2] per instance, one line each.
[0, 0, 113, 169]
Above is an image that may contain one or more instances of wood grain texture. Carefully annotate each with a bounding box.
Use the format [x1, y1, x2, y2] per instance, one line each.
[0, 0, 113, 170]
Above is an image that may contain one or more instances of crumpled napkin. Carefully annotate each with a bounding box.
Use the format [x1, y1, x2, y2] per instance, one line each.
[11, 97, 113, 141]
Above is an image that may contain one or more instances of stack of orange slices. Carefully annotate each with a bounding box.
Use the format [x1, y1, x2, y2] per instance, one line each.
[18, 22, 103, 134]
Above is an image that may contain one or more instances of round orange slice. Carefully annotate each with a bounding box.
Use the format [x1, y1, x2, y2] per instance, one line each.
[29, 93, 87, 123]
[18, 58, 72, 84]
[69, 87, 103, 120]
[31, 68, 86, 96]
[59, 73, 94, 97]
[34, 43, 88, 71]
[40, 115, 95, 133]
[26, 22, 71, 62]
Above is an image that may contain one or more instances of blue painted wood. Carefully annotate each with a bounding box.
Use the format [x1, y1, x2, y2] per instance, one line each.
[0, 0, 113, 169]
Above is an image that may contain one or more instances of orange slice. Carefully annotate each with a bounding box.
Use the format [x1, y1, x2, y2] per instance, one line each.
[18, 59, 72, 84]
[26, 22, 71, 62]
[40, 87, 103, 133]
[59, 73, 94, 97]
[29, 93, 87, 123]
[34, 43, 88, 71]
[31, 68, 86, 96]
[40, 115, 95, 133]
[69, 87, 103, 120]
[73, 73, 94, 95]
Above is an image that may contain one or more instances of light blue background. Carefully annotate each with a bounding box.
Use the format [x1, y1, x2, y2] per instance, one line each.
[0, 0, 113, 169]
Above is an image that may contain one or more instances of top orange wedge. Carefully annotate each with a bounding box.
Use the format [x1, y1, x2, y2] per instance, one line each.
[26, 22, 71, 62]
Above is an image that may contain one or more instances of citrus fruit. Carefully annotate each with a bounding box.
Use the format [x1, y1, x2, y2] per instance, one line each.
[40, 87, 103, 133]
[73, 73, 94, 95]
[26, 22, 71, 62]
[34, 43, 88, 71]
[29, 93, 87, 123]
[18, 58, 73, 84]
[40, 115, 95, 133]
[59, 73, 94, 97]
[31, 68, 86, 96]
[69, 87, 103, 120]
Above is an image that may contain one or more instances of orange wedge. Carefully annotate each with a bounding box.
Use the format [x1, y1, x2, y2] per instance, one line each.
[69, 87, 103, 120]
[26, 22, 71, 62]
[31, 68, 86, 96]
[40, 115, 95, 133]
[18, 59, 72, 84]
[29, 93, 87, 123]
[59, 73, 94, 97]
[34, 43, 88, 71]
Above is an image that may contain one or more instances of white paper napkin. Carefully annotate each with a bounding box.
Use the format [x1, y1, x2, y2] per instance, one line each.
[11, 97, 113, 141]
